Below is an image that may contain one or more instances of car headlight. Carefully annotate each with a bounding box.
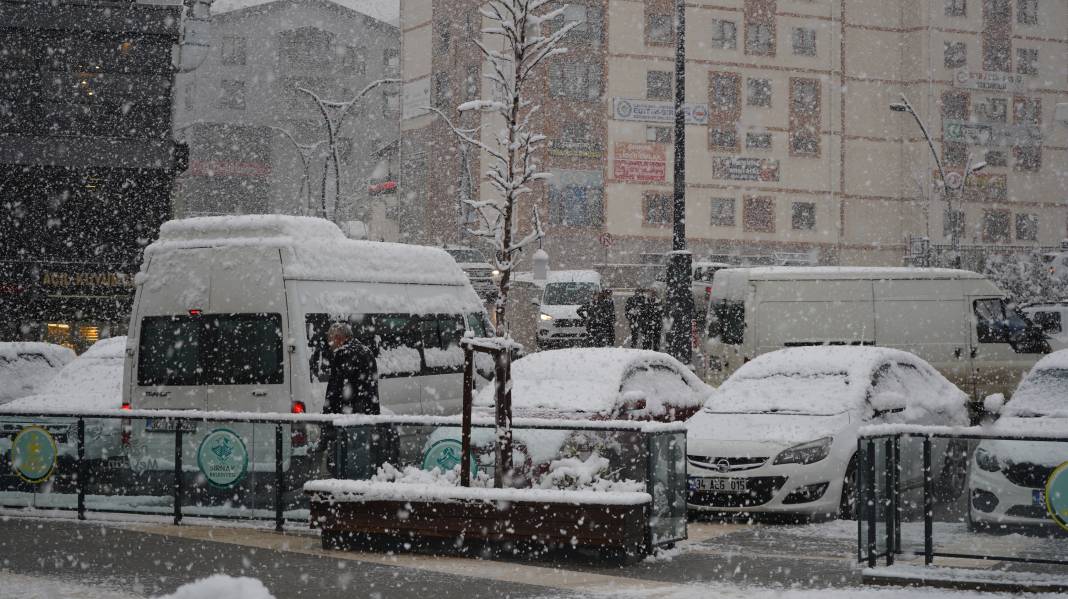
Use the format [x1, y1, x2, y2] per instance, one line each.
[540, 313, 554, 321]
[975, 447, 1000, 472]
[773, 437, 833, 466]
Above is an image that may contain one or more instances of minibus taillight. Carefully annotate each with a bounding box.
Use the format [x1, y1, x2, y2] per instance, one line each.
[120, 402, 132, 447]
[291, 401, 306, 414]
[290, 401, 307, 447]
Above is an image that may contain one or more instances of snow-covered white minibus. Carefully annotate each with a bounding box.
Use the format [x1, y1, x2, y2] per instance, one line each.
[702, 267, 1048, 402]
[121, 216, 489, 475]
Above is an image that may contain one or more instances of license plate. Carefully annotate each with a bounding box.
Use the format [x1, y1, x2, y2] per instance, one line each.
[692, 477, 748, 493]
[1033, 489, 1046, 507]
[145, 418, 197, 433]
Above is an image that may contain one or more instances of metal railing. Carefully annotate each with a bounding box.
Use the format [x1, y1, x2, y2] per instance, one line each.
[858, 425, 1068, 570]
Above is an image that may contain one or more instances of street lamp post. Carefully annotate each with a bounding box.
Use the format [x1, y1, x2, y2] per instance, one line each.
[666, 0, 693, 363]
[268, 126, 321, 216]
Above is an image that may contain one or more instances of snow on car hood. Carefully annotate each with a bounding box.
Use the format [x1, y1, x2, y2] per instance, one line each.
[978, 415, 1068, 467]
[687, 410, 852, 446]
[540, 304, 581, 320]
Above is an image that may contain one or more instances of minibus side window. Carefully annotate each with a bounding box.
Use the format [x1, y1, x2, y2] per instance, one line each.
[708, 301, 745, 345]
[422, 315, 465, 372]
[372, 314, 422, 376]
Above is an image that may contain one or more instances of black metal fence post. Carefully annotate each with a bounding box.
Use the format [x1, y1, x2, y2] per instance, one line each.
[173, 426, 183, 526]
[76, 418, 86, 520]
[866, 439, 876, 568]
[275, 423, 284, 533]
[893, 435, 901, 555]
[884, 437, 894, 566]
[923, 436, 933, 565]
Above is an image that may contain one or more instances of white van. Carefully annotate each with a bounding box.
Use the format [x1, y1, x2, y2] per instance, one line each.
[702, 267, 1048, 402]
[535, 270, 601, 349]
[122, 216, 489, 475]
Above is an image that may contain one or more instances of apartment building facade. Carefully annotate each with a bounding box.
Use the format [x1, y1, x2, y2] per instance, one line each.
[400, 0, 1068, 270]
[173, 0, 402, 240]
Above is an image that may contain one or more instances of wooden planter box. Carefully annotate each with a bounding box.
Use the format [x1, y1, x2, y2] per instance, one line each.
[306, 482, 653, 558]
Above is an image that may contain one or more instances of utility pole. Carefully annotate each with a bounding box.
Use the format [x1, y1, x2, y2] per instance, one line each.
[666, 0, 693, 362]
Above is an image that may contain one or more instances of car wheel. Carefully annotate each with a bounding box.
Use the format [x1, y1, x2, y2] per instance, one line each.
[934, 440, 968, 502]
[966, 504, 988, 533]
[839, 456, 857, 520]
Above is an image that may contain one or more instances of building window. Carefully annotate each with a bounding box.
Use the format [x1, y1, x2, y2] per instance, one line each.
[1016, 213, 1038, 241]
[548, 61, 602, 100]
[982, 210, 1012, 242]
[643, 192, 672, 226]
[1014, 146, 1041, 171]
[743, 197, 775, 233]
[791, 79, 819, 115]
[976, 97, 1007, 122]
[384, 48, 400, 72]
[942, 91, 969, 120]
[944, 209, 965, 240]
[551, 4, 604, 47]
[646, 126, 671, 143]
[946, 0, 967, 16]
[1017, 48, 1038, 75]
[711, 73, 739, 112]
[1014, 97, 1040, 124]
[791, 202, 816, 230]
[710, 198, 735, 226]
[943, 142, 967, 167]
[1017, 0, 1038, 25]
[647, 70, 673, 100]
[710, 20, 737, 49]
[747, 78, 771, 107]
[184, 80, 196, 111]
[944, 41, 967, 69]
[710, 127, 738, 150]
[221, 35, 247, 66]
[384, 89, 400, 116]
[218, 79, 245, 110]
[562, 123, 591, 145]
[746, 132, 772, 150]
[548, 171, 604, 227]
[432, 71, 451, 108]
[792, 28, 816, 56]
[985, 150, 1007, 167]
[341, 46, 367, 77]
[463, 65, 480, 102]
[745, 23, 774, 56]
[435, 20, 451, 55]
[646, 12, 673, 45]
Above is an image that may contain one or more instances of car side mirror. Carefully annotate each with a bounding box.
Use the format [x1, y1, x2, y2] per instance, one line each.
[983, 393, 1006, 416]
[620, 391, 647, 412]
[530, 298, 540, 307]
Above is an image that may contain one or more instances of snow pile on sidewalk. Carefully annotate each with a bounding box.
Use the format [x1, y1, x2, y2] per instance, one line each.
[538, 452, 644, 493]
[154, 575, 274, 599]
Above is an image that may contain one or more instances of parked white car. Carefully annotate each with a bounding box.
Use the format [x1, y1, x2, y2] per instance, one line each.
[969, 350, 1068, 530]
[0, 342, 75, 405]
[0, 337, 127, 479]
[536, 271, 601, 349]
[687, 347, 969, 519]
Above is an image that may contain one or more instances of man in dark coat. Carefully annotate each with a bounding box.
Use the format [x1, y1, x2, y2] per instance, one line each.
[625, 288, 647, 348]
[640, 289, 663, 351]
[579, 290, 616, 347]
[325, 322, 379, 416]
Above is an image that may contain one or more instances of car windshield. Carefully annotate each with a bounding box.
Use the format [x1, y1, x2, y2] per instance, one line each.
[445, 249, 485, 263]
[1006, 368, 1068, 417]
[705, 372, 852, 416]
[543, 282, 597, 305]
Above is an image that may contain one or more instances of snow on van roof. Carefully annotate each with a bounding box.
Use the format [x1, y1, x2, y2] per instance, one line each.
[546, 270, 600, 284]
[718, 266, 985, 280]
[145, 215, 469, 286]
[79, 336, 127, 359]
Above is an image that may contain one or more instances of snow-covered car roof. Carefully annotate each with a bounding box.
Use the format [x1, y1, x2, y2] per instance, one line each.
[0, 342, 76, 365]
[715, 266, 984, 281]
[545, 270, 600, 284]
[144, 215, 470, 286]
[475, 348, 708, 416]
[1003, 349, 1068, 417]
[1, 337, 126, 413]
[710, 346, 966, 416]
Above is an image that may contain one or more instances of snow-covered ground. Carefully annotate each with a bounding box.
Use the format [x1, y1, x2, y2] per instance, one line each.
[0, 571, 145, 599]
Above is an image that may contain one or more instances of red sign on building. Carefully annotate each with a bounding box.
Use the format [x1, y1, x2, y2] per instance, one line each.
[613, 142, 666, 182]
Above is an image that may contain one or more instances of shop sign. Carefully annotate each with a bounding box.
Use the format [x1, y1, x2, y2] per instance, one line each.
[197, 428, 249, 488]
[40, 269, 135, 299]
[613, 142, 666, 182]
[549, 140, 603, 159]
[953, 69, 1027, 93]
[943, 120, 1042, 147]
[933, 171, 1008, 202]
[710, 157, 780, 182]
[612, 98, 709, 126]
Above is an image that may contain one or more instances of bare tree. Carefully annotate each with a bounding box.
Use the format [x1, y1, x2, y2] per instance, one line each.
[297, 78, 399, 220]
[432, 0, 576, 336]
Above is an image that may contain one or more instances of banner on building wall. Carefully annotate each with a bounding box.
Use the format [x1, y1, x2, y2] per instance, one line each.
[611, 98, 709, 125]
[953, 69, 1027, 93]
[613, 142, 666, 182]
[934, 170, 1008, 202]
[943, 120, 1042, 147]
[710, 156, 780, 182]
[549, 140, 603, 159]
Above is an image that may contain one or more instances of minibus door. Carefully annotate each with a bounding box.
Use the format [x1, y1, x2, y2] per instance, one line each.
[967, 296, 1042, 401]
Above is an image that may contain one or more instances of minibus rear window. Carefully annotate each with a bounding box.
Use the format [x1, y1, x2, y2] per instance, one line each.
[138, 313, 283, 386]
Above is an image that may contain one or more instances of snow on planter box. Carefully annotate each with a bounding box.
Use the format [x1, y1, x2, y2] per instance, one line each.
[304, 477, 653, 555]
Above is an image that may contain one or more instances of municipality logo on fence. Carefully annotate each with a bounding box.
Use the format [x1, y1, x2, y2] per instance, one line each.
[197, 428, 249, 488]
[1046, 461, 1068, 532]
[10, 426, 58, 483]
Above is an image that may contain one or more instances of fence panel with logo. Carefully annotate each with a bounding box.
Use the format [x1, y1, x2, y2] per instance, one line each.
[0, 410, 685, 545]
[858, 425, 1068, 579]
